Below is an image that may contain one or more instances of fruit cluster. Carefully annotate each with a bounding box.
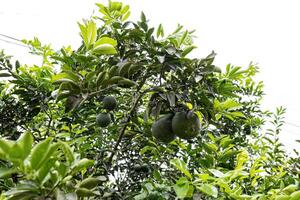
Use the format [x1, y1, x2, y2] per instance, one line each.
[96, 96, 117, 127]
[151, 110, 201, 143]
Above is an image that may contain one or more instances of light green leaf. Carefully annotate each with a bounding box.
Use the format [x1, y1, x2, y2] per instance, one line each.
[122, 11, 131, 21]
[58, 141, 75, 165]
[170, 159, 192, 180]
[236, 150, 249, 169]
[290, 191, 300, 200]
[179, 30, 188, 46]
[230, 111, 245, 118]
[208, 169, 225, 178]
[197, 184, 218, 198]
[78, 20, 97, 49]
[93, 44, 117, 55]
[174, 177, 193, 199]
[156, 24, 164, 38]
[29, 137, 53, 170]
[52, 72, 81, 83]
[72, 158, 94, 174]
[36, 158, 57, 184]
[17, 132, 33, 160]
[0, 139, 14, 156]
[94, 37, 117, 47]
[9, 143, 24, 162]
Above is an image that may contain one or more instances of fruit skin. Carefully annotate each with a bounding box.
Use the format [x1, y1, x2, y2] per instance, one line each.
[102, 96, 117, 110]
[96, 113, 111, 127]
[65, 95, 82, 112]
[172, 111, 201, 139]
[151, 114, 176, 143]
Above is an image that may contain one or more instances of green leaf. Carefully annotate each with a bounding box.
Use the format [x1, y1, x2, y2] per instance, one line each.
[235, 150, 249, 169]
[94, 37, 117, 47]
[197, 184, 218, 198]
[0, 72, 11, 77]
[117, 78, 138, 88]
[156, 24, 164, 38]
[29, 137, 53, 171]
[122, 11, 131, 21]
[219, 136, 233, 148]
[17, 132, 33, 160]
[0, 168, 17, 178]
[53, 78, 80, 90]
[58, 141, 75, 165]
[93, 44, 117, 55]
[9, 143, 24, 162]
[52, 72, 81, 83]
[55, 90, 72, 102]
[0, 139, 14, 156]
[170, 159, 192, 180]
[5, 190, 37, 200]
[71, 158, 94, 174]
[182, 46, 196, 57]
[179, 30, 188, 46]
[174, 177, 193, 199]
[216, 99, 242, 111]
[36, 158, 57, 184]
[76, 188, 95, 197]
[78, 20, 97, 49]
[282, 184, 298, 193]
[230, 111, 245, 118]
[290, 191, 300, 200]
[79, 177, 102, 189]
[208, 169, 224, 178]
[120, 5, 129, 14]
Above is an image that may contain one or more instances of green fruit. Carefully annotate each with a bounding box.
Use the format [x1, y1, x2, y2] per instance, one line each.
[102, 96, 117, 110]
[151, 114, 176, 143]
[65, 95, 82, 112]
[140, 164, 150, 173]
[133, 164, 142, 172]
[96, 113, 111, 127]
[172, 111, 201, 139]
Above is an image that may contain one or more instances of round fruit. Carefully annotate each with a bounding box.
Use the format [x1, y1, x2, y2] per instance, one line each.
[65, 95, 81, 112]
[172, 111, 201, 139]
[102, 96, 117, 110]
[96, 113, 111, 127]
[151, 114, 176, 143]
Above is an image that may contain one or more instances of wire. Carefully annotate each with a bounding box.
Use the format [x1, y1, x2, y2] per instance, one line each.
[0, 38, 28, 48]
[286, 122, 300, 129]
[0, 33, 22, 42]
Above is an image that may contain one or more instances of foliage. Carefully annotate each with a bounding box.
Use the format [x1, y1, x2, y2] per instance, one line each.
[0, 1, 299, 199]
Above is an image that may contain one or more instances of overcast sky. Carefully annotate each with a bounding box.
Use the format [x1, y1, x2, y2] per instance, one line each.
[0, 0, 299, 152]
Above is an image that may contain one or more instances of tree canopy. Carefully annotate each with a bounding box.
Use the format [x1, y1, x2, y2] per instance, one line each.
[0, 1, 299, 200]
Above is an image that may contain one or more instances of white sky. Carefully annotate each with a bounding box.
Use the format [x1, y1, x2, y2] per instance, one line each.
[0, 0, 299, 153]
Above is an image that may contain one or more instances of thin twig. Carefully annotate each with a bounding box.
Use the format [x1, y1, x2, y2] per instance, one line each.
[106, 76, 151, 165]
